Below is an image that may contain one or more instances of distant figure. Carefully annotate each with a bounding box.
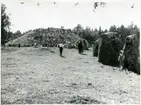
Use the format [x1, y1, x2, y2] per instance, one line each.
[118, 50, 124, 70]
[34, 43, 37, 47]
[78, 40, 83, 54]
[18, 43, 20, 48]
[58, 43, 64, 56]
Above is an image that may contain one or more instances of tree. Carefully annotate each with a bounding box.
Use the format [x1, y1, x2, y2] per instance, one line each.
[11, 30, 22, 40]
[98, 26, 102, 36]
[14, 30, 22, 36]
[94, 28, 98, 32]
[73, 24, 83, 35]
[133, 25, 140, 39]
[104, 29, 108, 33]
[1, 3, 11, 45]
[109, 25, 117, 32]
[128, 23, 140, 37]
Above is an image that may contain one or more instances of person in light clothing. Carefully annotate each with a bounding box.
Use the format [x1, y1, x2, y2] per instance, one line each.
[58, 43, 64, 56]
[118, 50, 124, 70]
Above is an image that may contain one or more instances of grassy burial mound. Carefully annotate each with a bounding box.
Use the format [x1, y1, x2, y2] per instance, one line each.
[5, 28, 82, 48]
[121, 34, 140, 74]
[6, 31, 35, 47]
[93, 39, 99, 57]
[98, 32, 122, 66]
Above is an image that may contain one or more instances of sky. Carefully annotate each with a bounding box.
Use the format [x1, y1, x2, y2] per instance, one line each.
[1, 0, 141, 33]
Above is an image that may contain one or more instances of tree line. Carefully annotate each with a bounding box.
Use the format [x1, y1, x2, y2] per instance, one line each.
[72, 23, 140, 47]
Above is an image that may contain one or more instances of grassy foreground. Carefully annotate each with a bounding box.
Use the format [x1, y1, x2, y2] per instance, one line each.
[1, 47, 140, 104]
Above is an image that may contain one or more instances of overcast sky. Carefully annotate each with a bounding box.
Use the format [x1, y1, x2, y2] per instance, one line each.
[1, 0, 141, 33]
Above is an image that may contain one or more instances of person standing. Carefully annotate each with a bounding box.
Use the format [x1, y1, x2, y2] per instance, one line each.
[78, 40, 83, 54]
[118, 50, 124, 70]
[58, 43, 64, 56]
[18, 43, 20, 48]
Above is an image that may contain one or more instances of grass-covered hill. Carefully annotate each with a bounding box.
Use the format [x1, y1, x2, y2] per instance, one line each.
[6, 28, 82, 47]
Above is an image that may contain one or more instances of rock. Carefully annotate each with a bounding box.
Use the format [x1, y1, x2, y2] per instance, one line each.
[93, 39, 99, 57]
[88, 83, 92, 86]
[71, 83, 77, 86]
[120, 34, 140, 74]
[98, 32, 122, 66]
[101, 65, 104, 68]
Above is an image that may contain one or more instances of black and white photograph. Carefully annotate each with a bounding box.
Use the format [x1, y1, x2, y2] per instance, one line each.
[1, 0, 140, 104]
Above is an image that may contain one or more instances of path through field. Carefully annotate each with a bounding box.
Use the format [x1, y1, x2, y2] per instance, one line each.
[1, 47, 140, 104]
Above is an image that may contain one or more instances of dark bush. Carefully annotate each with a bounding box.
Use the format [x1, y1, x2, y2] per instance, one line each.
[98, 32, 122, 66]
[121, 34, 140, 74]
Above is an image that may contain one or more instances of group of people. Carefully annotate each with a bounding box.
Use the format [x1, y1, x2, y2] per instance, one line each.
[57, 40, 84, 57]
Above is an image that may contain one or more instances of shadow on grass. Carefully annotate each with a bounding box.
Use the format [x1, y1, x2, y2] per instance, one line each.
[50, 50, 55, 53]
[60, 55, 66, 58]
[81, 53, 88, 55]
[40, 47, 55, 53]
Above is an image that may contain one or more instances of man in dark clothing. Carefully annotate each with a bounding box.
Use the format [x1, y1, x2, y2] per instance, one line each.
[78, 40, 83, 54]
[18, 43, 20, 48]
[58, 43, 64, 56]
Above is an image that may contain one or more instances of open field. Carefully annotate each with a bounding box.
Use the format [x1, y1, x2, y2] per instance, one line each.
[1, 47, 140, 104]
